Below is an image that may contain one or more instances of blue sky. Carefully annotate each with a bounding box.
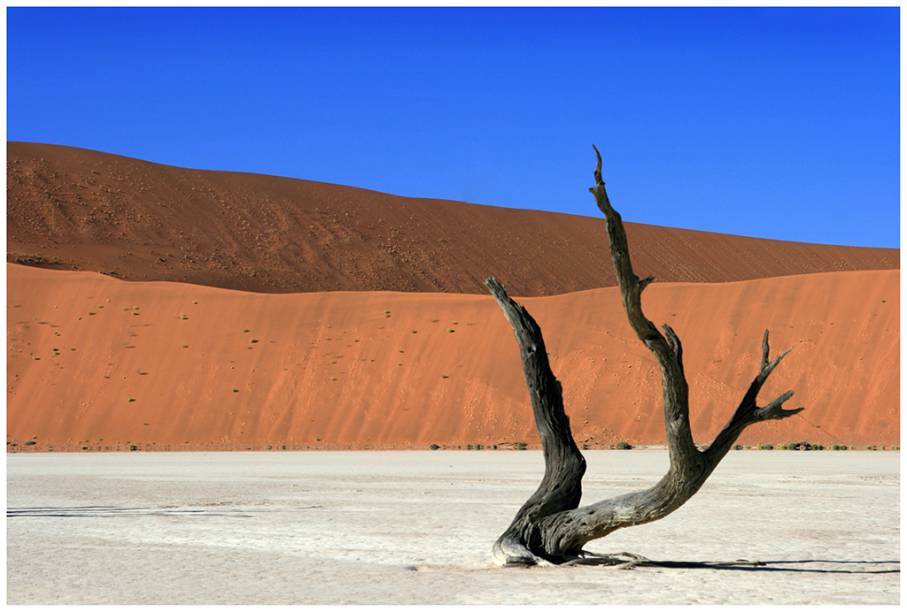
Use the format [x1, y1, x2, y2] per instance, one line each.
[8, 7, 899, 247]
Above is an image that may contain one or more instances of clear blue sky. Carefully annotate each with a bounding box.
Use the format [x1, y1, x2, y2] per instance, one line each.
[8, 7, 900, 247]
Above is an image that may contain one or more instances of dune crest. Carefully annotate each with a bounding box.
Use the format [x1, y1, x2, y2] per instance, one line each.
[7, 264, 897, 451]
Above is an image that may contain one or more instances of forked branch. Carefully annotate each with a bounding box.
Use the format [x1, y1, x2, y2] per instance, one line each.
[705, 330, 803, 460]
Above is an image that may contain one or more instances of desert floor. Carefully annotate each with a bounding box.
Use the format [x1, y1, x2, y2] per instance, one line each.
[7, 450, 899, 604]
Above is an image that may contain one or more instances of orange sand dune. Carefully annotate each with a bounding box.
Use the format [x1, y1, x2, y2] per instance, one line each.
[7, 264, 898, 451]
[8, 142, 898, 296]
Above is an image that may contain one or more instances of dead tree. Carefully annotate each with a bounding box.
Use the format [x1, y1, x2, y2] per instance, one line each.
[486, 146, 803, 567]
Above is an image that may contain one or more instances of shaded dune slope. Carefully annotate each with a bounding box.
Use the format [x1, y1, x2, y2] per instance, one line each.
[8, 142, 898, 296]
[8, 264, 898, 450]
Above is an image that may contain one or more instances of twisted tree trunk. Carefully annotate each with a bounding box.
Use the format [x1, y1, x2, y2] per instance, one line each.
[487, 147, 804, 567]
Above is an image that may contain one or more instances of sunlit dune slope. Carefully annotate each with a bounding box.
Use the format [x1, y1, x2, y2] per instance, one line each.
[8, 264, 897, 450]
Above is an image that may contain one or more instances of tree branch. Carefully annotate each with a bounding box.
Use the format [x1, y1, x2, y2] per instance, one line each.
[485, 277, 586, 565]
[704, 331, 803, 460]
[588, 144, 698, 465]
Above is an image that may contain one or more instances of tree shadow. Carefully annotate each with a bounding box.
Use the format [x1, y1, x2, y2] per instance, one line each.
[568, 552, 900, 574]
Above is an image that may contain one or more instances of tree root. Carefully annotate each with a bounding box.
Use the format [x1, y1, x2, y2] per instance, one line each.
[561, 551, 651, 568]
[560, 551, 771, 570]
[500, 549, 897, 574]
[498, 548, 767, 571]
[492, 534, 548, 567]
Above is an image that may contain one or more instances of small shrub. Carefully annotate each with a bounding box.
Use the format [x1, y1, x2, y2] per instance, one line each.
[783, 441, 820, 451]
[759, 443, 774, 450]
[466, 444, 475, 450]
[515, 441, 528, 451]
[832, 444, 848, 451]
[614, 440, 633, 450]
[129, 444, 139, 451]
[429, 443, 441, 450]
[733, 444, 744, 450]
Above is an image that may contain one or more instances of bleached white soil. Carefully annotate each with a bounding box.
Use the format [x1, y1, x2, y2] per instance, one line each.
[6, 450, 899, 604]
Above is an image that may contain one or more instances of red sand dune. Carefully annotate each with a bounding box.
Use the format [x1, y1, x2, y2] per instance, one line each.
[8, 142, 898, 296]
[8, 264, 898, 451]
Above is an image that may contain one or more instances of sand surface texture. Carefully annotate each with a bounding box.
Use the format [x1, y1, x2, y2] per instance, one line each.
[8, 142, 898, 295]
[8, 264, 898, 450]
[7, 450, 898, 604]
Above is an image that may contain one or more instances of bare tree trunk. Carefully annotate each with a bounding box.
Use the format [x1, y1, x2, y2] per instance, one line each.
[487, 147, 804, 567]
